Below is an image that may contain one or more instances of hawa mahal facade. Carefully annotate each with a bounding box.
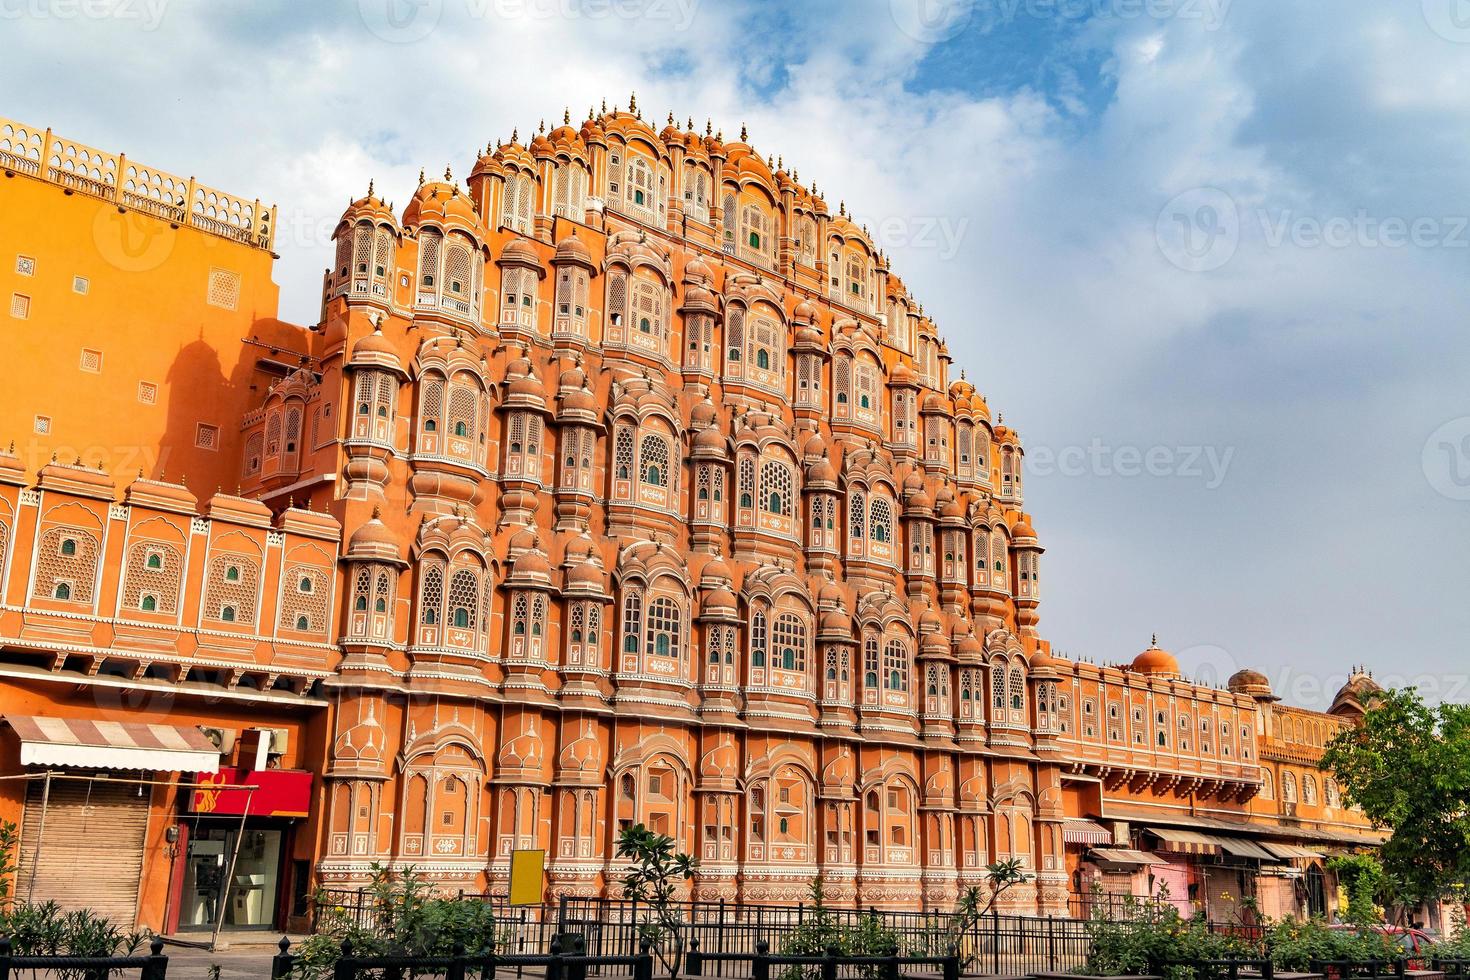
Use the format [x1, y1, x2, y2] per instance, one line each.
[0, 105, 1381, 933]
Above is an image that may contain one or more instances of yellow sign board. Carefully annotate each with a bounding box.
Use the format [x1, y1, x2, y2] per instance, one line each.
[508, 848, 546, 906]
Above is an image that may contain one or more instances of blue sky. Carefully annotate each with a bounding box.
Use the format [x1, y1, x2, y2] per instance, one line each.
[5, 0, 1469, 706]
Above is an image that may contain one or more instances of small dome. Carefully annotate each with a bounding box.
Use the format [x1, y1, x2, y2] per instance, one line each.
[806, 456, 838, 484]
[684, 256, 714, 282]
[508, 527, 538, 553]
[1228, 668, 1275, 700]
[499, 238, 541, 268]
[1131, 636, 1181, 677]
[513, 550, 552, 578]
[818, 579, 845, 606]
[956, 632, 984, 658]
[402, 178, 481, 236]
[1011, 515, 1037, 542]
[792, 299, 819, 324]
[1330, 670, 1383, 716]
[567, 559, 604, 588]
[701, 555, 733, 584]
[821, 608, 852, 633]
[694, 425, 727, 452]
[554, 234, 594, 268]
[890, 363, 918, 386]
[346, 509, 402, 562]
[703, 587, 738, 615]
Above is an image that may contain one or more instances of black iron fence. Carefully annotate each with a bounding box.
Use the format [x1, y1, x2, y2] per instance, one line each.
[1432, 958, 1470, 979]
[688, 939, 960, 980]
[272, 934, 654, 980]
[0, 935, 169, 979]
[309, 891, 1097, 975]
[1152, 955, 1275, 980]
[1307, 959, 1408, 980]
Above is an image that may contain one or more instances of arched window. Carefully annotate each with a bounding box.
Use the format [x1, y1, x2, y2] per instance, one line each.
[751, 611, 767, 668]
[141, 594, 157, 612]
[774, 613, 807, 672]
[146, 552, 162, 570]
[622, 590, 643, 654]
[647, 597, 681, 659]
[884, 640, 910, 693]
[448, 568, 479, 632]
[1282, 771, 1298, 803]
[759, 460, 793, 517]
[869, 496, 892, 543]
[419, 563, 443, 627]
[640, 434, 669, 487]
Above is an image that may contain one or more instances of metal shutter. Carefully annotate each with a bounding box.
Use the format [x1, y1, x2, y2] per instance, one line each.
[16, 778, 148, 926]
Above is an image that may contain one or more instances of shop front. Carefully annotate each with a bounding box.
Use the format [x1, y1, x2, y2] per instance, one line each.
[168, 766, 311, 934]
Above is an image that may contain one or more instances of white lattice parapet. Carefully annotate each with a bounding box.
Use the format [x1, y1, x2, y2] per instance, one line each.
[0, 115, 276, 252]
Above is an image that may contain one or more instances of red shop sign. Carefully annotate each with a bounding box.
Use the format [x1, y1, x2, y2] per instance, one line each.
[189, 767, 311, 818]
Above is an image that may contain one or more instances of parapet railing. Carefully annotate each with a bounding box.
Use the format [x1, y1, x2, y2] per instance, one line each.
[0, 115, 276, 252]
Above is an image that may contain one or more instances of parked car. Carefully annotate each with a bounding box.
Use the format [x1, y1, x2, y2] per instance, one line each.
[1326, 923, 1438, 966]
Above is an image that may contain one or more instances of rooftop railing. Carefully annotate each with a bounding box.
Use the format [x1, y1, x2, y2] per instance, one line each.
[0, 116, 276, 252]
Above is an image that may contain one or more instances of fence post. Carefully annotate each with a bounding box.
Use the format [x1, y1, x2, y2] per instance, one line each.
[883, 951, 899, 980]
[338, 938, 363, 980]
[943, 951, 960, 980]
[823, 945, 840, 980]
[548, 933, 565, 980]
[559, 892, 569, 933]
[992, 912, 1001, 976]
[636, 937, 654, 980]
[1261, 955, 1274, 980]
[1047, 913, 1057, 970]
[270, 936, 295, 980]
[0, 937, 10, 980]
[444, 941, 465, 980]
[687, 937, 703, 978]
[754, 939, 770, 980]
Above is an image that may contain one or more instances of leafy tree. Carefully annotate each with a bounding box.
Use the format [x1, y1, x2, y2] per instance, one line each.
[1321, 688, 1470, 912]
[615, 823, 698, 979]
[1327, 854, 1386, 926]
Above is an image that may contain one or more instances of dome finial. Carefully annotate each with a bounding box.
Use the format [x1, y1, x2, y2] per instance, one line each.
[629, 91, 638, 113]
[367, 178, 374, 198]
[600, 97, 607, 113]
[563, 106, 571, 125]
[1151, 633, 1158, 646]
[417, 168, 425, 185]
[705, 118, 712, 136]
[740, 122, 748, 142]
[538, 118, 545, 133]
[667, 110, 674, 126]
[511, 127, 518, 142]
[444, 165, 453, 182]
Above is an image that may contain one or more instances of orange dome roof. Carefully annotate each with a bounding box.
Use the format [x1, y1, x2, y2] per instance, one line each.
[346, 509, 405, 564]
[553, 233, 594, 269]
[1131, 636, 1181, 677]
[402, 177, 483, 238]
[1228, 668, 1276, 700]
[566, 559, 604, 589]
[339, 191, 398, 230]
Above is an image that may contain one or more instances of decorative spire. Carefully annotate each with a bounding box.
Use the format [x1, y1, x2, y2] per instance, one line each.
[366, 178, 374, 198]
[417, 168, 425, 185]
[740, 122, 748, 141]
[511, 127, 518, 142]
[600, 97, 607, 113]
[1152, 633, 1158, 646]
[564, 106, 571, 125]
[629, 91, 638, 113]
[538, 118, 545, 133]
[667, 111, 674, 125]
[443, 165, 453, 182]
[705, 118, 712, 136]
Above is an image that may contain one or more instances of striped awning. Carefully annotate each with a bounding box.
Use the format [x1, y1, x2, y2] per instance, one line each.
[1089, 847, 1168, 867]
[3, 716, 220, 773]
[1064, 819, 1114, 845]
[1216, 836, 1278, 861]
[1147, 827, 1222, 855]
[1261, 842, 1326, 861]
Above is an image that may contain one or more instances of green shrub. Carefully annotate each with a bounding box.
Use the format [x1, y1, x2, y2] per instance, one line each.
[294, 864, 498, 979]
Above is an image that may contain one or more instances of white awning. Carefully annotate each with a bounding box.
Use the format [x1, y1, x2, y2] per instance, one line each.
[4, 716, 220, 773]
